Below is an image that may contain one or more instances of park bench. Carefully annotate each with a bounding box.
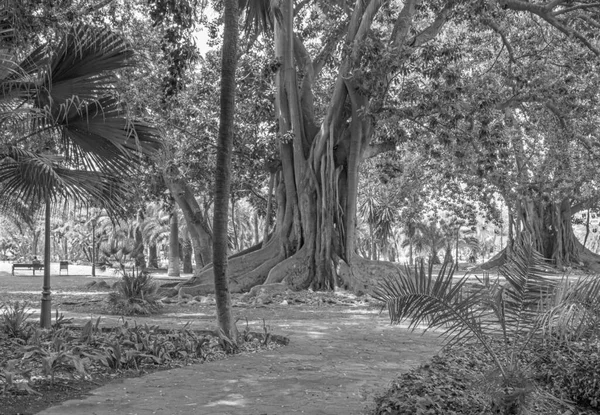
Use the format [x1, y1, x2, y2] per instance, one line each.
[12, 263, 44, 276]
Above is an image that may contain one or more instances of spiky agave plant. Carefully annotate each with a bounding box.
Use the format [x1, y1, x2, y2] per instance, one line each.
[374, 235, 599, 414]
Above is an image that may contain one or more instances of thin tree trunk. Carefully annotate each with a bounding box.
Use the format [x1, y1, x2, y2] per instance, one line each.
[168, 208, 180, 277]
[231, 196, 239, 251]
[165, 174, 213, 267]
[213, 0, 239, 343]
[262, 171, 275, 247]
[253, 211, 259, 245]
[182, 230, 193, 273]
[583, 208, 591, 248]
[148, 244, 159, 268]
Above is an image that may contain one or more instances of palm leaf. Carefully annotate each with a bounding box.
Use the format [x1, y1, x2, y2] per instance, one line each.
[53, 96, 162, 173]
[239, 0, 275, 36]
[498, 237, 557, 345]
[0, 147, 130, 217]
[374, 260, 497, 356]
[539, 275, 600, 341]
[46, 24, 134, 104]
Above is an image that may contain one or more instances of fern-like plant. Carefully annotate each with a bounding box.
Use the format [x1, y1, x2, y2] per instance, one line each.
[104, 244, 161, 315]
[374, 236, 600, 414]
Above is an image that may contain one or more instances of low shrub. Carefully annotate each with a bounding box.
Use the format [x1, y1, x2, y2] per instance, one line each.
[107, 270, 162, 315]
[1, 301, 35, 341]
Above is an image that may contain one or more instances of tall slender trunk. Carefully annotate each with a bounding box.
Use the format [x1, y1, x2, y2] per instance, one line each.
[182, 230, 193, 273]
[583, 208, 591, 248]
[213, 0, 239, 343]
[148, 244, 159, 268]
[167, 208, 180, 277]
[262, 171, 275, 247]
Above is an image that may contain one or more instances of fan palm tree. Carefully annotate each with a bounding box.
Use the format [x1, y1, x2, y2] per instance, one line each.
[375, 235, 600, 413]
[1, 21, 161, 211]
[0, 16, 162, 327]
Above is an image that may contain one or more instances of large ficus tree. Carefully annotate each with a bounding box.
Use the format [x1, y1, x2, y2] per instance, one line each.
[399, 1, 600, 270]
[179, 0, 600, 295]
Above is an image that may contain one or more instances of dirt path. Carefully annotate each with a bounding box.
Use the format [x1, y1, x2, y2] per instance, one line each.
[37, 307, 441, 415]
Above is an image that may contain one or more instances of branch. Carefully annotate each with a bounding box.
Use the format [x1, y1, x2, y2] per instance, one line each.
[390, 0, 418, 47]
[293, 34, 314, 86]
[497, 0, 600, 56]
[351, 0, 384, 61]
[497, 0, 548, 14]
[578, 14, 600, 30]
[552, 3, 600, 16]
[545, 102, 567, 129]
[571, 196, 600, 215]
[361, 141, 396, 161]
[409, 1, 455, 48]
[313, 22, 348, 77]
[482, 18, 516, 63]
[543, 13, 600, 56]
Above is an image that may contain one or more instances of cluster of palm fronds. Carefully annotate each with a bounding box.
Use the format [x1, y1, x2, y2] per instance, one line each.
[0, 6, 161, 217]
[374, 236, 600, 414]
[104, 244, 161, 315]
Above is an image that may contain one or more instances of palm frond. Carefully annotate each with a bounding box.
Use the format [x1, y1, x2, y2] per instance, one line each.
[374, 260, 496, 355]
[57, 96, 162, 172]
[47, 24, 134, 103]
[239, 0, 275, 36]
[499, 237, 557, 342]
[539, 275, 600, 341]
[0, 147, 130, 217]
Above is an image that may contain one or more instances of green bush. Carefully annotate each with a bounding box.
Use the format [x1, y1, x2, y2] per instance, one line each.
[1, 301, 35, 341]
[534, 340, 600, 409]
[107, 270, 162, 315]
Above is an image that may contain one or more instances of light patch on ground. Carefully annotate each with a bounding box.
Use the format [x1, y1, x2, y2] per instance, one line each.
[204, 394, 247, 407]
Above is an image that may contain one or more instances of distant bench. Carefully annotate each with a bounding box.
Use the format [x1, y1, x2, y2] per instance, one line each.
[12, 263, 44, 276]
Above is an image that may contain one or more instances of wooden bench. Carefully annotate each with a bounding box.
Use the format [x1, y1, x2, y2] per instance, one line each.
[59, 261, 69, 275]
[12, 263, 44, 276]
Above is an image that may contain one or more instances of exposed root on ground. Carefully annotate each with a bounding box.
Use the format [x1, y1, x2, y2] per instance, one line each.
[167, 241, 282, 297]
[337, 256, 400, 294]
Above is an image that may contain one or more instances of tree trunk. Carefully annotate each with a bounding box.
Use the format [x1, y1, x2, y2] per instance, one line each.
[583, 208, 590, 248]
[482, 198, 600, 272]
[167, 208, 180, 277]
[262, 171, 275, 247]
[148, 244, 159, 268]
[253, 211, 260, 245]
[164, 173, 213, 267]
[212, 0, 239, 343]
[182, 230, 193, 273]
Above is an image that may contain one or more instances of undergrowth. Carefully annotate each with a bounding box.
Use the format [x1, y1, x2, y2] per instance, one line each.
[0, 309, 282, 397]
[372, 340, 600, 415]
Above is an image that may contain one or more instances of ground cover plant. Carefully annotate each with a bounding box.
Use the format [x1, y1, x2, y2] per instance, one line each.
[374, 236, 600, 414]
[0, 301, 285, 414]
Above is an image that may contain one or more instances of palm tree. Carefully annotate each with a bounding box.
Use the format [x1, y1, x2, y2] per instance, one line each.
[0, 19, 162, 327]
[212, 0, 239, 345]
[401, 221, 449, 265]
